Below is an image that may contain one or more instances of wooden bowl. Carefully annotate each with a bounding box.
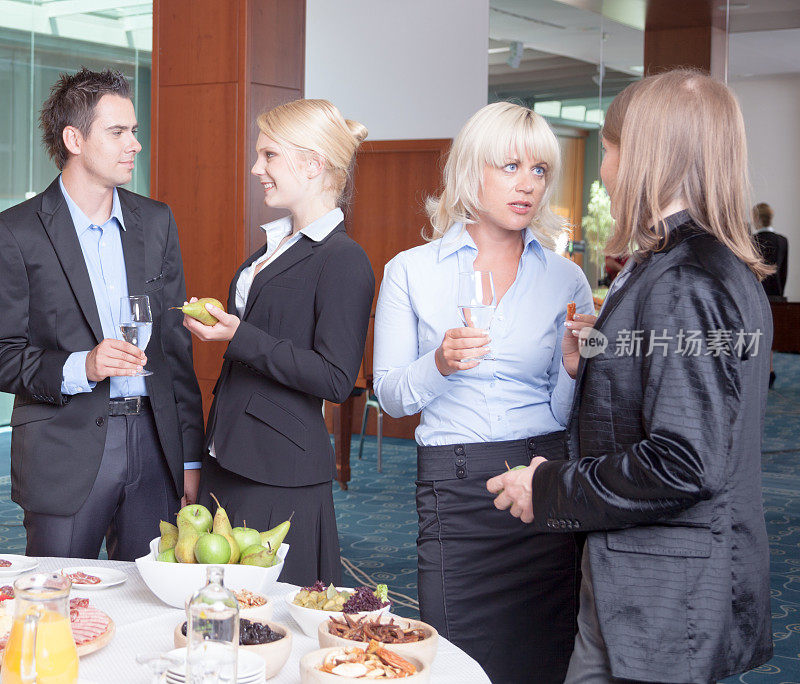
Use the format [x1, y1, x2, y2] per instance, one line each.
[317, 614, 438, 665]
[174, 619, 292, 680]
[300, 645, 430, 683]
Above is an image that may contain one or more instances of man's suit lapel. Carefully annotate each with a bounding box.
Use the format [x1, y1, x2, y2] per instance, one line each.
[118, 191, 145, 299]
[37, 179, 104, 344]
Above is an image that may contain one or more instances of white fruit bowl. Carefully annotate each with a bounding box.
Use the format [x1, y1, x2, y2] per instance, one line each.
[135, 537, 289, 608]
[285, 588, 390, 638]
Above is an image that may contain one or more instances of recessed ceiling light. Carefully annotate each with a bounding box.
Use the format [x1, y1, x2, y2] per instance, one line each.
[488, 47, 511, 54]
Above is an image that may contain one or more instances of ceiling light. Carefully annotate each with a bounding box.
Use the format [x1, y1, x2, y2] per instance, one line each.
[488, 46, 511, 54]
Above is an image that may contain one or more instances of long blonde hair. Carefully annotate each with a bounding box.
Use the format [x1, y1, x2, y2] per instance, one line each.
[256, 99, 368, 207]
[605, 69, 771, 279]
[425, 102, 566, 250]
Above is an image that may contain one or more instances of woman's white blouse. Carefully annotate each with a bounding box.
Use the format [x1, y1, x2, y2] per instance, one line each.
[372, 224, 594, 447]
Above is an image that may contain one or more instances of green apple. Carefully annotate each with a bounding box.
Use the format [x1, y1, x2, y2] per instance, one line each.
[156, 547, 177, 563]
[176, 504, 213, 536]
[231, 525, 261, 553]
[194, 532, 231, 564]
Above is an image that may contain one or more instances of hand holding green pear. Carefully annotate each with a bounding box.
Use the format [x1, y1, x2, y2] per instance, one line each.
[170, 298, 225, 326]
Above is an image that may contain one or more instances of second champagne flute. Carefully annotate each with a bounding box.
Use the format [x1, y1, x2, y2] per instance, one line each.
[120, 295, 153, 376]
[457, 270, 496, 361]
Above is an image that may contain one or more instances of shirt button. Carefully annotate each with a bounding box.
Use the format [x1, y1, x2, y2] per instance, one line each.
[95, 417, 104, 427]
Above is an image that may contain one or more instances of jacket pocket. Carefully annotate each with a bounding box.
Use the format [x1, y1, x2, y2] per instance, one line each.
[605, 523, 711, 558]
[10, 403, 59, 426]
[245, 392, 307, 451]
[143, 272, 165, 293]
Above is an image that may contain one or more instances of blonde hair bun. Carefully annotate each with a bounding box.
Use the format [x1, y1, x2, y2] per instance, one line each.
[346, 119, 368, 145]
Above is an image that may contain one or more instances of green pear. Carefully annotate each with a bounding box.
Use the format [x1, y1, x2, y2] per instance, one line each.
[159, 520, 178, 553]
[156, 547, 177, 563]
[239, 544, 275, 567]
[259, 513, 293, 555]
[209, 493, 240, 564]
[170, 298, 225, 326]
[174, 517, 200, 564]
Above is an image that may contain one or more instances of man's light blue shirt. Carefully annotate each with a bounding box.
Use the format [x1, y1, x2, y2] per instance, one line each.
[373, 224, 594, 446]
[59, 176, 147, 399]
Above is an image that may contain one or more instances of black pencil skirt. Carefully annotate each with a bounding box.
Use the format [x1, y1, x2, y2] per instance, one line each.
[416, 432, 578, 684]
[198, 454, 341, 587]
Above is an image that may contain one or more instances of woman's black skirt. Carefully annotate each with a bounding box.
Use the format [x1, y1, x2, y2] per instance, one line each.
[416, 432, 578, 684]
[198, 454, 341, 587]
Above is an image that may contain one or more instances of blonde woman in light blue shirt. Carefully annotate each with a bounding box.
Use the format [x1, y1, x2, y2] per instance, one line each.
[373, 102, 594, 683]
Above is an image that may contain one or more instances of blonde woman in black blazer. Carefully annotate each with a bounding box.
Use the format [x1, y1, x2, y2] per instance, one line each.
[183, 100, 374, 585]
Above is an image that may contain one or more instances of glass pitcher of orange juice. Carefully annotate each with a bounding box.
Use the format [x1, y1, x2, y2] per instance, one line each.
[0, 573, 78, 684]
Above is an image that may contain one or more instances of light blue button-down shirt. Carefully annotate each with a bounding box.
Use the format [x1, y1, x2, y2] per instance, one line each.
[373, 224, 594, 446]
[59, 176, 147, 399]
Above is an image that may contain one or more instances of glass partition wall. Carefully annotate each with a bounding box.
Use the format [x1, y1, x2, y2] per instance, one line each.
[0, 1, 152, 426]
[488, 0, 643, 295]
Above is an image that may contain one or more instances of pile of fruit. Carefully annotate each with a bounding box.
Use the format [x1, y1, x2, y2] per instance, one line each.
[157, 494, 291, 567]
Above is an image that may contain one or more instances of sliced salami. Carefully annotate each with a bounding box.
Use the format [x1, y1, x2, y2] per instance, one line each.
[70, 605, 111, 645]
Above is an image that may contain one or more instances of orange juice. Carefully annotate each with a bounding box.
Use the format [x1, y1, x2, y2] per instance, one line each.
[1, 609, 78, 684]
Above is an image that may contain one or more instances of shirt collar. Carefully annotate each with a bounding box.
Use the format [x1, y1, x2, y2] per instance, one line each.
[58, 175, 125, 235]
[437, 223, 547, 266]
[259, 207, 344, 243]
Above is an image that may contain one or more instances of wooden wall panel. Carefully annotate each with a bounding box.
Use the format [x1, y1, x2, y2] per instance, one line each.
[644, 0, 728, 79]
[157, 1, 239, 86]
[153, 0, 305, 417]
[324, 139, 451, 441]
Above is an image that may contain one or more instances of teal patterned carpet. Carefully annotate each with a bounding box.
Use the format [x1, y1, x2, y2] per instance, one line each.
[0, 352, 798, 681]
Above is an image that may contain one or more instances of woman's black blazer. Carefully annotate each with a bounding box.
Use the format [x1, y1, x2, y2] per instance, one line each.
[204, 222, 375, 487]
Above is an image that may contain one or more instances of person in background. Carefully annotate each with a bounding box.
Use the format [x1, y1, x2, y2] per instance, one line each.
[373, 101, 594, 683]
[0, 68, 203, 560]
[489, 69, 774, 683]
[182, 99, 374, 586]
[752, 202, 788, 388]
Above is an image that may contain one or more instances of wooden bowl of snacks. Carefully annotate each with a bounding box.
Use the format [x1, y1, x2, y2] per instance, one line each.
[318, 613, 438, 665]
[174, 618, 292, 679]
[286, 583, 390, 638]
[300, 644, 430, 683]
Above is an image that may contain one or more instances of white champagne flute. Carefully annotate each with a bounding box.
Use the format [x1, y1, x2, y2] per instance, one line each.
[457, 270, 496, 361]
[120, 295, 153, 376]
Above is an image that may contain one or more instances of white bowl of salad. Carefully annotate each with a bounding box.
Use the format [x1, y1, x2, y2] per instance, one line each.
[285, 583, 391, 638]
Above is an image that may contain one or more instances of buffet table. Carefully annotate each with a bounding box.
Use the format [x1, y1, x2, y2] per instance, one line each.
[25, 557, 489, 683]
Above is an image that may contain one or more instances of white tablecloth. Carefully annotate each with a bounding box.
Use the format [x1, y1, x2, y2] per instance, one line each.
[23, 558, 489, 683]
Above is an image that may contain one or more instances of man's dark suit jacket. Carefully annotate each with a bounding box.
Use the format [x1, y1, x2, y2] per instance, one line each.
[531, 216, 773, 682]
[204, 221, 374, 487]
[754, 229, 788, 297]
[0, 178, 203, 516]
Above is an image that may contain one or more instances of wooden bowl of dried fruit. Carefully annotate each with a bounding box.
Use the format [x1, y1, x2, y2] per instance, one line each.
[317, 614, 438, 666]
[300, 644, 430, 683]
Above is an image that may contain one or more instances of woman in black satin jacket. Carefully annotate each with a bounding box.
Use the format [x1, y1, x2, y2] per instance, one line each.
[489, 70, 774, 683]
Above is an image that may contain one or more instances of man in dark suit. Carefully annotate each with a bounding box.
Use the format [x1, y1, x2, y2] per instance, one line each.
[0, 68, 203, 560]
[752, 202, 789, 298]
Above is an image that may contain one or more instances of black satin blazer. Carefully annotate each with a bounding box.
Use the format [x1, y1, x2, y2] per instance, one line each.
[532, 214, 773, 682]
[204, 222, 374, 487]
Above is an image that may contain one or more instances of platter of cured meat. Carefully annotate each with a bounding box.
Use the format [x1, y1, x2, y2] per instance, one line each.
[59, 567, 127, 590]
[70, 597, 115, 656]
[0, 596, 114, 658]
